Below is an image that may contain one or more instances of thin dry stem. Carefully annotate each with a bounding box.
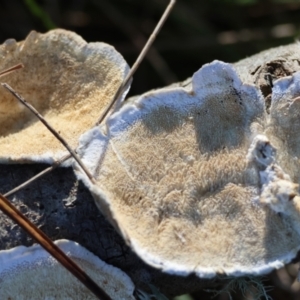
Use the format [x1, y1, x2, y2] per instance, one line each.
[4, 154, 71, 197]
[96, 0, 176, 125]
[1, 83, 96, 184]
[93, 0, 177, 85]
[0, 193, 112, 300]
[0, 63, 24, 78]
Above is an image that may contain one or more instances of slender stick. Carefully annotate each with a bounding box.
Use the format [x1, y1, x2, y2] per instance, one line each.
[92, 0, 177, 85]
[0, 63, 24, 78]
[0, 193, 112, 300]
[4, 153, 71, 197]
[1, 83, 95, 184]
[95, 0, 176, 125]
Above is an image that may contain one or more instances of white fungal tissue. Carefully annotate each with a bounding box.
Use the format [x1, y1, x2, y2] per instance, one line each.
[75, 60, 300, 278]
[0, 240, 135, 300]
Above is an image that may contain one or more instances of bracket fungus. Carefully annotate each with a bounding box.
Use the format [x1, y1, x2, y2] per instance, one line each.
[0, 29, 129, 164]
[74, 60, 300, 278]
[0, 239, 135, 299]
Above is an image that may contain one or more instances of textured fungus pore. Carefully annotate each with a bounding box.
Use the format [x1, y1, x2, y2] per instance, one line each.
[0, 29, 129, 164]
[266, 71, 300, 183]
[75, 61, 300, 278]
[0, 240, 135, 299]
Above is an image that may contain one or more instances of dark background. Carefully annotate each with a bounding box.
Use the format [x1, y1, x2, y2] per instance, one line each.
[0, 0, 299, 98]
[1, 0, 300, 299]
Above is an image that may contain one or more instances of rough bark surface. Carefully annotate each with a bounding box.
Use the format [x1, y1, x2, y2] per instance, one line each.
[1, 42, 300, 298]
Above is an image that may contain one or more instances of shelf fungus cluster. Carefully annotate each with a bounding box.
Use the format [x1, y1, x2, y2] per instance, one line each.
[0, 240, 135, 299]
[75, 60, 300, 278]
[0, 29, 129, 164]
[2, 28, 300, 283]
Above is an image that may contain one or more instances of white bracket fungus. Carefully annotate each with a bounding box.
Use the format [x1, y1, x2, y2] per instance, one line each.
[0, 239, 135, 299]
[74, 60, 300, 278]
[0, 29, 130, 164]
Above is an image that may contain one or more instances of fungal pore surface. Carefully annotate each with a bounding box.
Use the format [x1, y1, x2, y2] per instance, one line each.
[0, 29, 130, 164]
[75, 60, 300, 278]
[0, 239, 135, 299]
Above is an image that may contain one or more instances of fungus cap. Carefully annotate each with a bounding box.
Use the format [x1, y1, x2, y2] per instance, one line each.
[0, 29, 130, 164]
[0, 239, 135, 299]
[75, 60, 300, 278]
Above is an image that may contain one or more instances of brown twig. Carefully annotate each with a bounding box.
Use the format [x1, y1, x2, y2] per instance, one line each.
[1, 83, 96, 184]
[96, 0, 176, 125]
[4, 153, 71, 197]
[0, 63, 24, 78]
[92, 0, 177, 85]
[0, 193, 112, 300]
